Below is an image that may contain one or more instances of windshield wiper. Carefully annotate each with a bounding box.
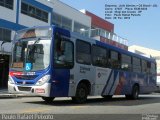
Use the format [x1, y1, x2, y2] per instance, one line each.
[34, 38, 41, 44]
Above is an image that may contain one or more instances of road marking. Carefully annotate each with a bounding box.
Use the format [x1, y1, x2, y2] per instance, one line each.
[19, 107, 52, 113]
[70, 106, 88, 109]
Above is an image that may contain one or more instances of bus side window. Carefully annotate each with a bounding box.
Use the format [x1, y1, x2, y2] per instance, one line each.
[55, 32, 62, 52]
[147, 62, 151, 74]
[121, 54, 132, 71]
[54, 33, 74, 68]
[132, 57, 141, 73]
[142, 60, 148, 73]
[76, 40, 91, 65]
[92, 45, 107, 67]
[151, 62, 156, 75]
[54, 32, 66, 63]
[109, 50, 120, 69]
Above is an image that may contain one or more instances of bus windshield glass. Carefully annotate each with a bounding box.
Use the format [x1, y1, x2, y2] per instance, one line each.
[11, 27, 52, 72]
[12, 39, 51, 71]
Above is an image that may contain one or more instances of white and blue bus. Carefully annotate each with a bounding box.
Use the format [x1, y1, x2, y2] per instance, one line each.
[8, 26, 157, 103]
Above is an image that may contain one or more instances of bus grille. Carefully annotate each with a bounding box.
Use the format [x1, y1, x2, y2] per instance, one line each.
[17, 81, 34, 85]
[18, 87, 31, 91]
[15, 75, 38, 80]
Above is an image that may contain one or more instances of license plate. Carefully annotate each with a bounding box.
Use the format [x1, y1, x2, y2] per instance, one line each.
[35, 88, 45, 93]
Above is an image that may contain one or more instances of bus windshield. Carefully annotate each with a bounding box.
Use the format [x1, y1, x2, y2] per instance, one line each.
[11, 38, 51, 72]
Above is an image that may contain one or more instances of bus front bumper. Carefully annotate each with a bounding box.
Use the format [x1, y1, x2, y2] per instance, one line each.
[8, 82, 51, 97]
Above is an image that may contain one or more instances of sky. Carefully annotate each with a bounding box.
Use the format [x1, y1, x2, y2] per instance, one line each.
[60, 0, 160, 51]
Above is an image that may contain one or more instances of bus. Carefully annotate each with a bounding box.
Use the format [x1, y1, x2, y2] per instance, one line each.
[8, 25, 157, 103]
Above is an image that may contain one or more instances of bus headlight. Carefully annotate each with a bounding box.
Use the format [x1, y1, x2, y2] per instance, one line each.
[35, 75, 51, 86]
[8, 76, 15, 84]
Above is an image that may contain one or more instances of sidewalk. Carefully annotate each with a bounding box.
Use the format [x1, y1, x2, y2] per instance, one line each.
[0, 89, 35, 98]
[0, 89, 18, 98]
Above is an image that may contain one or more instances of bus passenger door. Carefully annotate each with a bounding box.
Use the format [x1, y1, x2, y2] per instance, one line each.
[50, 30, 74, 97]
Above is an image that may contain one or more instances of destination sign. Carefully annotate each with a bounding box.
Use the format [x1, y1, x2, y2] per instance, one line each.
[16, 27, 52, 40]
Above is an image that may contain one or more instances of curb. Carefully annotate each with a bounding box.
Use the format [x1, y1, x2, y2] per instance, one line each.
[0, 94, 18, 98]
[0, 89, 26, 98]
[0, 94, 38, 98]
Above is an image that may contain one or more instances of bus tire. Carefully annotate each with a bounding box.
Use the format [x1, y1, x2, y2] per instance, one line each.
[126, 85, 139, 100]
[102, 95, 113, 100]
[42, 97, 55, 103]
[72, 83, 88, 104]
[125, 95, 132, 99]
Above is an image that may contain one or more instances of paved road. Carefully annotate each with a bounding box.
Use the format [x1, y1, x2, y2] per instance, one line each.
[0, 94, 160, 120]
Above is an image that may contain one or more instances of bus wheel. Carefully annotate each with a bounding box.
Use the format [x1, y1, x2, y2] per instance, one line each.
[42, 97, 55, 103]
[72, 83, 88, 104]
[125, 95, 132, 99]
[102, 95, 113, 100]
[126, 85, 139, 100]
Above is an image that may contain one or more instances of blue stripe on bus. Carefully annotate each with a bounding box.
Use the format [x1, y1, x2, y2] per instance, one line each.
[102, 70, 113, 95]
[108, 71, 119, 95]
[50, 69, 70, 97]
[54, 26, 71, 38]
[11, 69, 48, 84]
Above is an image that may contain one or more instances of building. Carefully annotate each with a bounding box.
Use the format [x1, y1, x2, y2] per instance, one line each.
[129, 45, 160, 87]
[0, 0, 92, 89]
[81, 10, 128, 50]
[0, 0, 127, 89]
